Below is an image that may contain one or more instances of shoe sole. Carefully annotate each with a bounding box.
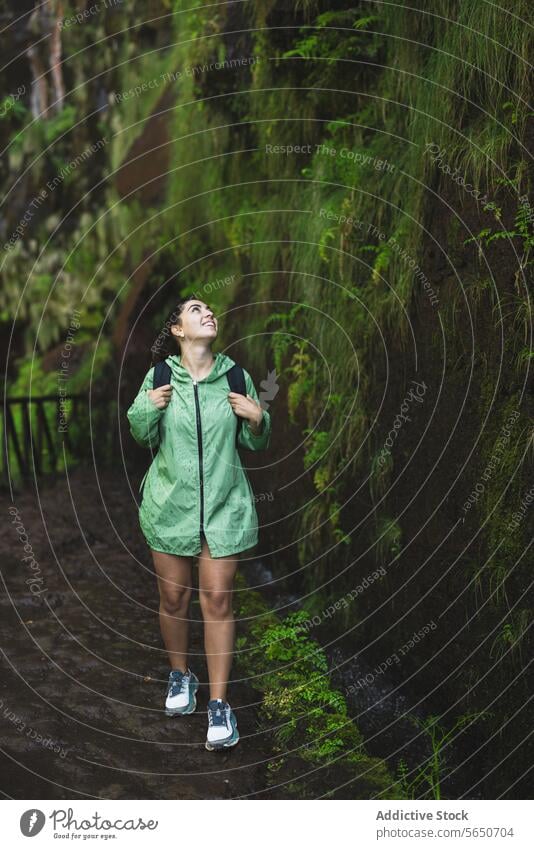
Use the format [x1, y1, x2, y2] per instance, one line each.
[205, 735, 239, 751]
[205, 727, 240, 751]
[165, 683, 198, 716]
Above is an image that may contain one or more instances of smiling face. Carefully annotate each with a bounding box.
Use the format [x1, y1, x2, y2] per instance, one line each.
[170, 299, 218, 347]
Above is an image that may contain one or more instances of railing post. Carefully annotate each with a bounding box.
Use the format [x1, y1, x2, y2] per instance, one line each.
[5, 402, 27, 479]
[4, 393, 110, 482]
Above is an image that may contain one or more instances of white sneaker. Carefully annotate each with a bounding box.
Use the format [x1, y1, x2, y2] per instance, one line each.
[205, 698, 239, 751]
[164, 669, 199, 716]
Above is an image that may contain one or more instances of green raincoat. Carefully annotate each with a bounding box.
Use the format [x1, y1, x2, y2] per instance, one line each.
[126, 352, 272, 557]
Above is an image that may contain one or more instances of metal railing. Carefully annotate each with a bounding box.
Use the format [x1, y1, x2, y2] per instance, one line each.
[1, 393, 115, 481]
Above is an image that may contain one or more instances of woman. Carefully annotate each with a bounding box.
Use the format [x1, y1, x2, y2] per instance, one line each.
[126, 295, 272, 751]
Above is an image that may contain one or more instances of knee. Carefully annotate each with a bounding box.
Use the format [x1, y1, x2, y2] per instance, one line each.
[159, 585, 191, 616]
[199, 589, 233, 619]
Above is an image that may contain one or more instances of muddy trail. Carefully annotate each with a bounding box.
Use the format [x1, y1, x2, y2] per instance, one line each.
[0, 467, 276, 800]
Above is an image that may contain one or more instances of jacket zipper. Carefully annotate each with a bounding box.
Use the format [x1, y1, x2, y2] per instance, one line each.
[192, 380, 204, 535]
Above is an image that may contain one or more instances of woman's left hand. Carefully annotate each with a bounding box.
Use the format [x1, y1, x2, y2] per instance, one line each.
[227, 392, 263, 429]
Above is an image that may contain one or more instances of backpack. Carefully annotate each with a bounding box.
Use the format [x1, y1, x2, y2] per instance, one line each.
[153, 359, 247, 447]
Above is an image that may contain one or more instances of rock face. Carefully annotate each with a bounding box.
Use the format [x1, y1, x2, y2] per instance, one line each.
[115, 86, 176, 205]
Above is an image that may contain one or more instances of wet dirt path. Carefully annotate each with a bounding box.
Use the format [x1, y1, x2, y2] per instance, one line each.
[0, 467, 273, 799]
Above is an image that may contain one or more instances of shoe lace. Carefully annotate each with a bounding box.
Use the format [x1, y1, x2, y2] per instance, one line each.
[208, 701, 229, 728]
[168, 670, 189, 697]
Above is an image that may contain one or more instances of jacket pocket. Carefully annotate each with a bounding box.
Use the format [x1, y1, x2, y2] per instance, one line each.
[139, 468, 149, 503]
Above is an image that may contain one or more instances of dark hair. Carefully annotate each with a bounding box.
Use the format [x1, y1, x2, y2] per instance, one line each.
[150, 295, 199, 365]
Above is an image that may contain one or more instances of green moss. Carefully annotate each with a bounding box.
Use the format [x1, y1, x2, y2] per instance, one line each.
[234, 577, 402, 798]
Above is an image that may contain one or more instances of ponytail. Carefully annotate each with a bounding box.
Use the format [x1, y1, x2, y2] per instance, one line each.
[150, 295, 197, 366]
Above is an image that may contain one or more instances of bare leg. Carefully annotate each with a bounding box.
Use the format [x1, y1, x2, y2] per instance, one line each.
[151, 549, 193, 672]
[198, 536, 238, 701]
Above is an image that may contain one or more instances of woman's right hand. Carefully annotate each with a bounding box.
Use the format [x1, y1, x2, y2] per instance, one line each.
[147, 384, 172, 409]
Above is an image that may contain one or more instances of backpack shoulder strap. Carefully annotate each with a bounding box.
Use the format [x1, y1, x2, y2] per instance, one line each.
[226, 363, 246, 395]
[227, 364, 247, 447]
[151, 361, 172, 452]
[153, 360, 172, 388]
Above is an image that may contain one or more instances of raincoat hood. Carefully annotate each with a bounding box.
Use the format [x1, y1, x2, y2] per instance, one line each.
[167, 351, 236, 384]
